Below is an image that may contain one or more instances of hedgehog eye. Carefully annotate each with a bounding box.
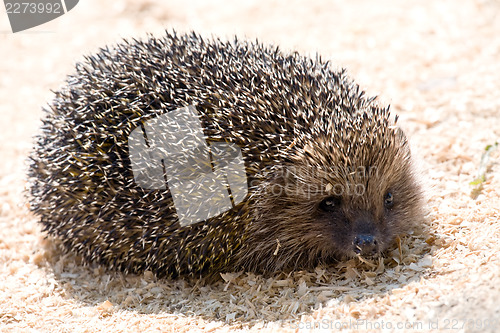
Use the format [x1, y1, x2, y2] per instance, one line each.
[384, 192, 394, 209]
[319, 196, 341, 212]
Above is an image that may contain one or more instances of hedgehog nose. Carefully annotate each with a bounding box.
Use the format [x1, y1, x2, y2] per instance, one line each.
[353, 234, 378, 256]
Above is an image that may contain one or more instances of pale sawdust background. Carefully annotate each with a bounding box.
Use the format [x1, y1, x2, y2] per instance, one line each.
[1, 0, 500, 332]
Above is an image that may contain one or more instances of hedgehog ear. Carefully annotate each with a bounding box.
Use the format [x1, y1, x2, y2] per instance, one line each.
[393, 126, 412, 157]
[395, 126, 408, 142]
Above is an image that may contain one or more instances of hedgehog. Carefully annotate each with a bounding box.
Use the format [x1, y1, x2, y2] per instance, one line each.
[28, 31, 423, 279]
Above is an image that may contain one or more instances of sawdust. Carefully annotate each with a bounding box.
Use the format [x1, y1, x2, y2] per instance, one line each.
[1, 0, 499, 332]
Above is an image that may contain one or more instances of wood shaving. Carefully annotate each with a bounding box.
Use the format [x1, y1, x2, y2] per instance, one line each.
[1, 0, 499, 331]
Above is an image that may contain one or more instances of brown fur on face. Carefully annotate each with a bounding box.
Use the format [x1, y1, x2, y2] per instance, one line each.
[237, 112, 423, 273]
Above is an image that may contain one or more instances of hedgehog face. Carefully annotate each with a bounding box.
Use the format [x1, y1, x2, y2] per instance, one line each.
[286, 127, 422, 262]
[277, 164, 417, 256]
[242, 121, 422, 272]
[296, 130, 422, 261]
[313, 170, 421, 259]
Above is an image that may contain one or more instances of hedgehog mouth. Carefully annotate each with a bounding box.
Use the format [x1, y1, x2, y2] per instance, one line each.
[351, 247, 381, 258]
[320, 249, 382, 266]
[353, 251, 382, 260]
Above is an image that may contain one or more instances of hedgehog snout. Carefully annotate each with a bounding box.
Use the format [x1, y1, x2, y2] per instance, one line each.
[352, 234, 379, 257]
[350, 214, 381, 257]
